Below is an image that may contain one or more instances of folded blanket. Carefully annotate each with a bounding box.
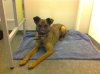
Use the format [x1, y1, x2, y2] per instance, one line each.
[13, 30, 100, 60]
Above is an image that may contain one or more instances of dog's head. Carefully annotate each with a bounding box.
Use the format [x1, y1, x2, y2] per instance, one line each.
[33, 16, 54, 36]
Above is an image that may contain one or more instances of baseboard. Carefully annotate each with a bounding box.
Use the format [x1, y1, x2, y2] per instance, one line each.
[88, 35, 100, 50]
[9, 30, 36, 34]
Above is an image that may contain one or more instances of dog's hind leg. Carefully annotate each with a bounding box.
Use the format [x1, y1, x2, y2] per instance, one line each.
[59, 25, 67, 41]
[28, 43, 54, 69]
[19, 43, 39, 66]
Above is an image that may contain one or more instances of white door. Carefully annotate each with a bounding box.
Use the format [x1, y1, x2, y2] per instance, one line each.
[89, 0, 100, 44]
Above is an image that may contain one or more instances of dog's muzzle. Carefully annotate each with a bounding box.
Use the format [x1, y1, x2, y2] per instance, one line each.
[36, 28, 50, 36]
[38, 30, 49, 36]
[39, 31, 45, 35]
[34, 29, 50, 40]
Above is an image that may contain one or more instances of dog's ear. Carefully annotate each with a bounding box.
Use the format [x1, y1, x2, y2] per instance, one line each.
[46, 18, 54, 25]
[33, 16, 41, 24]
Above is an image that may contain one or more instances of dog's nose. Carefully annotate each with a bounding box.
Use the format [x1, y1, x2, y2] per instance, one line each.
[40, 31, 45, 35]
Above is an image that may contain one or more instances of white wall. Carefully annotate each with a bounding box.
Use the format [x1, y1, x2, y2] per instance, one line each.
[3, 0, 93, 33]
[89, 0, 100, 44]
[24, 0, 79, 30]
[75, 0, 94, 33]
[3, 0, 79, 30]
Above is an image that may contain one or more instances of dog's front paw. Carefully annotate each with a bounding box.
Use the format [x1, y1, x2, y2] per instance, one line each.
[28, 61, 38, 69]
[19, 60, 27, 66]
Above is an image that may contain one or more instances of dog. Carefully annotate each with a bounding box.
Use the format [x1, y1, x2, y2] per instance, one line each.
[19, 16, 67, 69]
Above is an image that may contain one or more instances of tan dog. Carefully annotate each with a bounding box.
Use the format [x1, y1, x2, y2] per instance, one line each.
[19, 16, 67, 69]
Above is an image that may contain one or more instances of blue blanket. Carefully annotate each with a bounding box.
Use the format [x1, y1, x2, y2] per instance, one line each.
[13, 30, 100, 60]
